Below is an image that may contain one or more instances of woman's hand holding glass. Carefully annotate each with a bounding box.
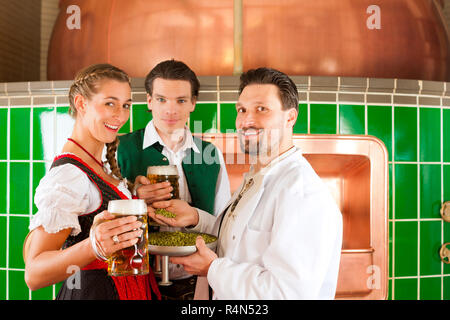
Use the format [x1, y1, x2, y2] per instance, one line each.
[91, 210, 143, 259]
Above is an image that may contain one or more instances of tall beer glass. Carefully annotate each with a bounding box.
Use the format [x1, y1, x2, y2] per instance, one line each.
[107, 199, 149, 276]
[147, 165, 180, 277]
[147, 165, 180, 199]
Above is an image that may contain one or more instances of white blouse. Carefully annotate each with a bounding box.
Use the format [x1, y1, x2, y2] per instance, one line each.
[29, 155, 132, 236]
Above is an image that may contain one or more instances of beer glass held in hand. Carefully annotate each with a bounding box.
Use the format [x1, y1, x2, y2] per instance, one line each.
[147, 165, 180, 199]
[107, 199, 149, 276]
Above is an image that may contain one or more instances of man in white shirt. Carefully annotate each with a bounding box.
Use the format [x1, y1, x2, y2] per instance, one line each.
[117, 60, 230, 299]
[149, 67, 343, 299]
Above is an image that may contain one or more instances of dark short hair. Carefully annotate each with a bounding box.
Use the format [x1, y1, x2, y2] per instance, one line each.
[239, 67, 299, 112]
[144, 59, 200, 100]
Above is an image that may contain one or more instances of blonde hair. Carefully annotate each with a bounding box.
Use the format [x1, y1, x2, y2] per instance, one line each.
[68, 63, 133, 191]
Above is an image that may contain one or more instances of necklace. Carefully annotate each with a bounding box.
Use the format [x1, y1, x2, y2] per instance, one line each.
[229, 178, 254, 220]
[67, 138, 104, 169]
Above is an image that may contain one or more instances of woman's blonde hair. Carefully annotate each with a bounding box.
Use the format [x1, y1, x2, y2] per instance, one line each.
[68, 63, 133, 191]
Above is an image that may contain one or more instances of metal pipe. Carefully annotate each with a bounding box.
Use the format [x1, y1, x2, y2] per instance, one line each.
[158, 255, 172, 286]
[233, 0, 243, 75]
[154, 254, 161, 276]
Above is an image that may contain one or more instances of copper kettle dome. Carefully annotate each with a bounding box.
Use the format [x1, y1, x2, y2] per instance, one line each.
[48, 0, 450, 81]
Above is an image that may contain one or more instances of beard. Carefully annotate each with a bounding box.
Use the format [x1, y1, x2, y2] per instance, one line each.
[237, 127, 283, 158]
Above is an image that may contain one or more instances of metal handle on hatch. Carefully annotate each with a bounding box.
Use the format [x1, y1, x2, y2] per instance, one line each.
[439, 243, 450, 264]
[440, 201, 450, 222]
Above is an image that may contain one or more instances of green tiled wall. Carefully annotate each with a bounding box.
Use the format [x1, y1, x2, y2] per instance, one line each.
[1, 76, 450, 300]
[367, 105, 392, 161]
[220, 103, 238, 133]
[190, 103, 218, 133]
[310, 104, 337, 134]
[394, 107, 417, 162]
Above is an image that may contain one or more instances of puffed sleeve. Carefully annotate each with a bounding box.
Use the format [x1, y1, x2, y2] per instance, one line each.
[29, 164, 99, 236]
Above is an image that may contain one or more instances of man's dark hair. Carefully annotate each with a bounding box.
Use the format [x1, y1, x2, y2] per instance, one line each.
[239, 67, 299, 112]
[144, 59, 200, 100]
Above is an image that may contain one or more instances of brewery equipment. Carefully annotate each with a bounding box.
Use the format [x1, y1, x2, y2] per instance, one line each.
[48, 0, 450, 81]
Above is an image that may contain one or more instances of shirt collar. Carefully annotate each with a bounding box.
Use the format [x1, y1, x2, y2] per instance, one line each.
[247, 145, 298, 179]
[142, 120, 200, 153]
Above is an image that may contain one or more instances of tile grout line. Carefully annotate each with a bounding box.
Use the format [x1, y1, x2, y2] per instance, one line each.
[364, 79, 369, 137]
[307, 77, 310, 134]
[5, 90, 450, 99]
[53, 97, 57, 161]
[216, 76, 220, 133]
[391, 274, 450, 280]
[440, 90, 444, 300]
[2, 101, 442, 108]
[391, 85, 396, 299]
[387, 161, 450, 165]
[53, 96, 58, 299]
[1, 103, 76, 109]
[1, 213, 46, 218]
[0, 160, 53, 163]
[0, 159, 445, 165]
[29, 96, 34, 300]
[389, 218, 443, 222]
[336, 77, 340, 134]
[416, 95, 421, 300]
[5, 96, 10, 300]
[364, 92, 368, 136]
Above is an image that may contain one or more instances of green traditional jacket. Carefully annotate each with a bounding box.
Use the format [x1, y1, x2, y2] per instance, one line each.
[117, 128, 220, 214]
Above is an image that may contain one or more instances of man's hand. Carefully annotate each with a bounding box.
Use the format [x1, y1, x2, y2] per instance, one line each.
[134, 175, 173, 204]
[170, 236, 218, 276]
[148, 199, 199, 227]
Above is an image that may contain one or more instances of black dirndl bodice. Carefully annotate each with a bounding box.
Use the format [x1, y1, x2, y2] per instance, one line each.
[50, 155, 128, 250]
[51, 154, 127, 300]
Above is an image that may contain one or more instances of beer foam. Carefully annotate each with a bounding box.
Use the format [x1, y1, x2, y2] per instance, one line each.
[147, 165, 178, 176]
[108, 199, 147, 215]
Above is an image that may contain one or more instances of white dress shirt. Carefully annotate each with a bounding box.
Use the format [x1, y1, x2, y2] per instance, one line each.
[191, 147, 343, 299]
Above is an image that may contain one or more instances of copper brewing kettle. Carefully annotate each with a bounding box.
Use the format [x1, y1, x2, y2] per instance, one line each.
[48, 0, 450, 81]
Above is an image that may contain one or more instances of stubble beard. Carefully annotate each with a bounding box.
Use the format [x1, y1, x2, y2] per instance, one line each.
[238, 128, 283, 162]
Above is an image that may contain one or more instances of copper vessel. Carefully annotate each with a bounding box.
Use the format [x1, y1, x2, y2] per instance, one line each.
[199, 133, 389, 300]
[48, 0, 450, 81]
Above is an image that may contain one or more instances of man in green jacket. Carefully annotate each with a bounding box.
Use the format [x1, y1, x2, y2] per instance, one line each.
[117, 59, 230, 299]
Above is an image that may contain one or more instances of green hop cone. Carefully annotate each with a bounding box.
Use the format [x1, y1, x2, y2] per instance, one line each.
[155, 208, 176, 218]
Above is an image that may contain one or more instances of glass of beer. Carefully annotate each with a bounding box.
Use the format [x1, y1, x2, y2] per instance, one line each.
[107, 199, 149, 276]
[147, 165, 180, 199]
